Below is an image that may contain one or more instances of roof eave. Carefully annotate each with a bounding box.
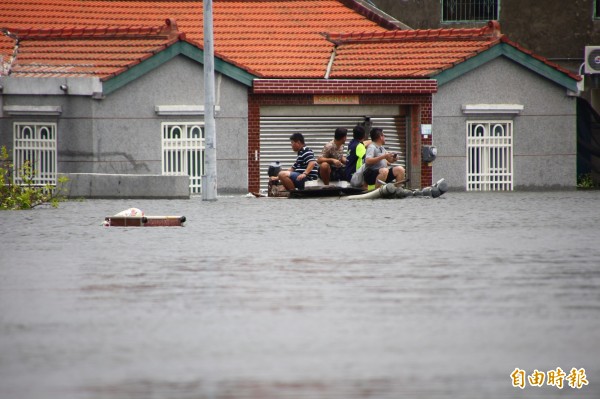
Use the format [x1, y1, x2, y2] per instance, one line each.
[433, 42, 581, 93]
[102, 40, 258, 96]
[0, 75, 102, 96]
[338, 0, 408, 30]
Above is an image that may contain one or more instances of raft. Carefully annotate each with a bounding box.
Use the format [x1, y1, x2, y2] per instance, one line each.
[103, 208, 186, 227]
[104, 215, 186, 227]
[266, 175, 447, 200]
[268, 178, 366, 198]
[288, 185, 365, 198]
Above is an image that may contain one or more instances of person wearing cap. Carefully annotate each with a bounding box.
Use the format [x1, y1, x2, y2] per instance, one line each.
[277, 132, 319, 190]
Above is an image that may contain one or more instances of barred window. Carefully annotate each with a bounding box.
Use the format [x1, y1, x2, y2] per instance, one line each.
[466, 121, 513, 191]
[442, 0, 499, 22]
[13, 122, 57, 186]
[161, 122, 205, 194]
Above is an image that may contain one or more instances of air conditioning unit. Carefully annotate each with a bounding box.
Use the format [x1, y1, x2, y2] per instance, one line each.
[584, 46, 600, 74]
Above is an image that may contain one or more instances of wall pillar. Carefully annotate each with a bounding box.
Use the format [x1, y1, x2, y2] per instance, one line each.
[247, 94, 261, 193]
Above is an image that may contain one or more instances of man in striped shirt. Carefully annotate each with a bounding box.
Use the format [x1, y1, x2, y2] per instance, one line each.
[278, 132, 319, 190]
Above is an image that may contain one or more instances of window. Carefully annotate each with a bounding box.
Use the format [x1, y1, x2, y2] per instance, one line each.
[161, 122, 205, 194]
[596, 0, 600, 19]
[13, 122, 57, 186]
[442, 0, 499, 22]
[466, 121, 513, 191]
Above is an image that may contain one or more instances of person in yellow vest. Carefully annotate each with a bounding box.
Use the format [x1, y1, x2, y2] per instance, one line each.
[344, 124, 371, 182]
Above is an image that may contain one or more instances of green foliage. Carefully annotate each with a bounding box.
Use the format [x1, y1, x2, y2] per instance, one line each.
[577, 173, 597, 189]
[1, 145, 69, 210]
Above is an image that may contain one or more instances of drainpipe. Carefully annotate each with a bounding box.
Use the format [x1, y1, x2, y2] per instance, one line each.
[324, 47, 337, 79]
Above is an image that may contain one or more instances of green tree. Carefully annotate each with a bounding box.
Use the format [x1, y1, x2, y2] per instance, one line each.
[1, 145, 68, 210]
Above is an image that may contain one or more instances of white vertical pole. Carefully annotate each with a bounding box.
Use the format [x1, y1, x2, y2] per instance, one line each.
[202, 0, 217, 200]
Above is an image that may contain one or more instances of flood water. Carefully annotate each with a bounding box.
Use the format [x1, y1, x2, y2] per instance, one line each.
[1, 190, 599, 399]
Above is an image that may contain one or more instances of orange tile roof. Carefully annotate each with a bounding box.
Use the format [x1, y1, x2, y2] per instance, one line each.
[326, 21, 581, 81]
[0, 0, 393, 79]
[1, 20, 184, 79]
[327, 22, 502, 78]
[0, 31, 16, 74]
[0, 1, 580, 83]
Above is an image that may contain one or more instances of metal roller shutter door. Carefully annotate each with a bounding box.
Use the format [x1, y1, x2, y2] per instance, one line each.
[259, 116, 406, 189]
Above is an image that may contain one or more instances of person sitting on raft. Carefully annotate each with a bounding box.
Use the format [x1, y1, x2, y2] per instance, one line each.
[344, 124, 371, 182]
[317, 127, 347, 185]
[364, 127, 405, 189]
[277, 132, 319, 190]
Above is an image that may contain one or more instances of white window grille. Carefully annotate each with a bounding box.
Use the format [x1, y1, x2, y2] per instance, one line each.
[13, 122, 57, 186]
[442, 0, 499, 22]
[466, 121, 513, 191]
[161, 122, 205, 194]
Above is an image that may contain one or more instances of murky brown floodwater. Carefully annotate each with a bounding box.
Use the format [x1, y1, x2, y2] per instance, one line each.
[1, 191, 599, 399]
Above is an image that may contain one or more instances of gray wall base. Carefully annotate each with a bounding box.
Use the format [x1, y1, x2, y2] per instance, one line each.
[58, 173, 190, 199]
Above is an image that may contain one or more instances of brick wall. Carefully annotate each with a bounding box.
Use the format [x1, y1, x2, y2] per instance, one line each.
[248, 80, 436, 192]
[253, 79, 437, 95]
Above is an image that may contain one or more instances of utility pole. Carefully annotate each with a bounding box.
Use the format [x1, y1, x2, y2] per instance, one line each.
[202, 0, 217, 200]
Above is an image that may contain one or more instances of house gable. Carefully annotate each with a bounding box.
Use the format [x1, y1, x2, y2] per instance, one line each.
[0, 19, 256, 97]
[434, 42, 580, 93]
[323, 21, 580, 93]
[102, 41, 256, 96]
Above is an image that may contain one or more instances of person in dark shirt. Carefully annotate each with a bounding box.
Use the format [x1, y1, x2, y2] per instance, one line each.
[345, 124, 371, 182]
[277, 132, 318, 190]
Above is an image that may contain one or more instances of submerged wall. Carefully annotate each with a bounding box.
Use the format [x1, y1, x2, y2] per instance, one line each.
[58, 173, 190, 199]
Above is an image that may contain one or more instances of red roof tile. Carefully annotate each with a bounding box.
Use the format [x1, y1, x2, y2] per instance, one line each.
[0, 31, 16, 74]
[324, 21, 581, 81]
[0, 0, 393, 78]
[0, 1, 580, 83]
[326, 22, 501, 78]
[1, 19, 182, 79]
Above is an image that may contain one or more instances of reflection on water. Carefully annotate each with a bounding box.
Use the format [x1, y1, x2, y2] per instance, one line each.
[1, 191, 599, 399]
